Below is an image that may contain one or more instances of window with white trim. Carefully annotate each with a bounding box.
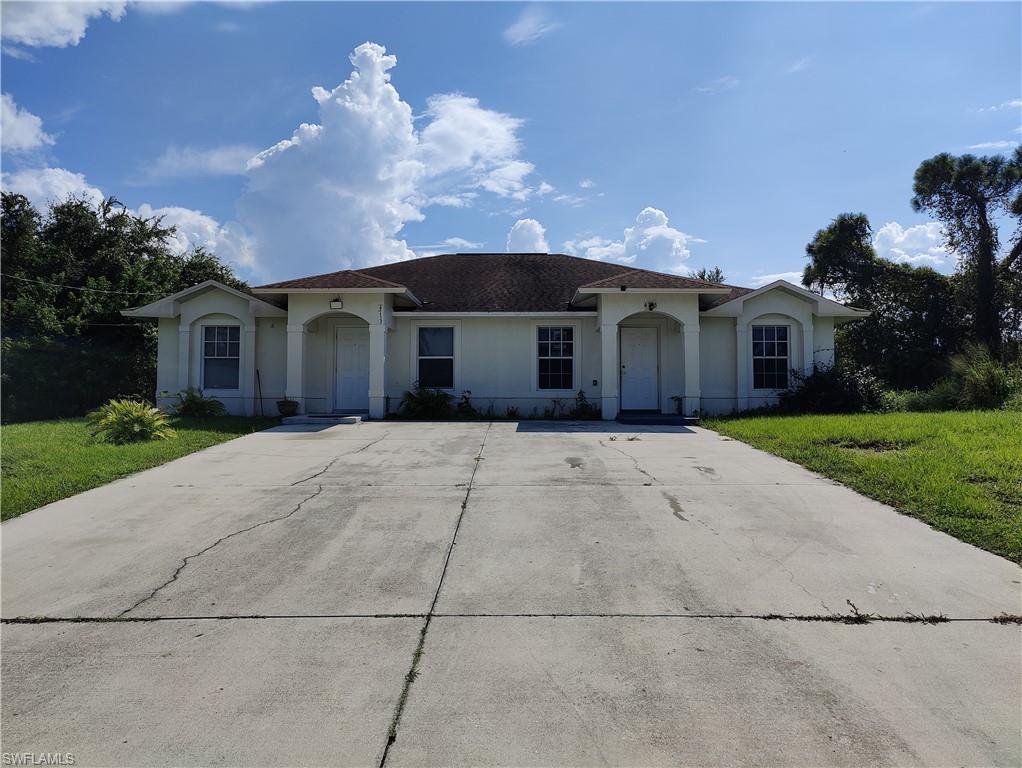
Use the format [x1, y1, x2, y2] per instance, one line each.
[537, 326, 574, 390]
[417, 327, 454, 388]
[752, 325, 789, 390]
[203, 325, 240, 389]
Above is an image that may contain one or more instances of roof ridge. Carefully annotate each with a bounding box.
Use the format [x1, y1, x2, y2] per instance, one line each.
[578, 264, 727, 290]
[346, 269, 406, 289]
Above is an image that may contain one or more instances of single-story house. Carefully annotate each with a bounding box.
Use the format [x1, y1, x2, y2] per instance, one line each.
[123, 253, 868, 419]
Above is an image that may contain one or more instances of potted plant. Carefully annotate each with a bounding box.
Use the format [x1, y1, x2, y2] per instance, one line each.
[276, 398, 299, 417]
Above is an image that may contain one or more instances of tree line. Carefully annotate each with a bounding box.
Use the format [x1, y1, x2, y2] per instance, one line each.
[1, 193, 246, 421]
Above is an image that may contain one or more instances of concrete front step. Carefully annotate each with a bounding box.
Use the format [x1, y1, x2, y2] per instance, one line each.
[282, 414, 363, 425]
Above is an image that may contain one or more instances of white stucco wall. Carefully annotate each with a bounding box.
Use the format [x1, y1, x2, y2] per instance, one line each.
[148, 281, 854, 419]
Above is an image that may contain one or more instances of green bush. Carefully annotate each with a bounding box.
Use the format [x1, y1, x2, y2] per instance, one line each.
[398, 385, 453, 419]
[884, 378, 961, 412]
[87, 399, 176, 444]
[777, 363, 888, 414]
[455, 390, 478, 418]
[568, 390, 601, 419]
[173, 387, 227, 417]
[950, 344, 1011, 409]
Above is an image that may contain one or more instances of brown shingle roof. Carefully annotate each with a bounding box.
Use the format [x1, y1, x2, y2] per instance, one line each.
[258, 270, 406, 290]
[256, 253, 733, 313]
[701, 284, 755, 309]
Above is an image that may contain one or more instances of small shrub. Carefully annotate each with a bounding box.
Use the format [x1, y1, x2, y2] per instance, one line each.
[950, 344, 1011, 409]
[399, 384, 453, 419]
[173, 387, 227, 417]
[568, 389, 601, 419]
[778, 363, 888, 414]
[885, 379, 961, 412]
[87, 398, 176, 444]
[505, 405, 521, 419]
[543, 398, 566, 419]
[455, 390, 478, 418]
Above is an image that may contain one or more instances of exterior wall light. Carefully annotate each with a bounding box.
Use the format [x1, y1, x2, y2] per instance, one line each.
[330, 298, 344, 310]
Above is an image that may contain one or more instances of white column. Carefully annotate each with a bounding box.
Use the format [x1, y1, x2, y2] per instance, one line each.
[802, 322, 815, 375]
[735, 323, 749, 412]
[177, 326, 191, 393]
[286, 323, 305, 414]
[368, 323, 388, 419]
[242, 325, 257, 416]
[683, 325, 701, 417]
[600, 323, 619, 420]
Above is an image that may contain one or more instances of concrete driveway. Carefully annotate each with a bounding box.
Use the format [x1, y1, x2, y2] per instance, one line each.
[2, 421, 1019, 767]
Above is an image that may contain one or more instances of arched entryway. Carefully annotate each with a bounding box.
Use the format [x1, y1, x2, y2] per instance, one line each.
[617, 311, 688, 414]
[300, 311, 371, 414]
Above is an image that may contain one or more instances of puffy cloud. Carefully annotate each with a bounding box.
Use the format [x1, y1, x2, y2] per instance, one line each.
[0, 1, 127, 48]
[411, 236, 483, 257]
[578, 179, 595, 189]
[564, 207, 701, 274]
[239, 42, 538, 277]
[503, 6, 560, 46]
[147, 143, 257, 179]
[506, 218, 549, 253]
[1, 93, 54, 151]
[136, 203, 255, 269]
[873, 221, 948, 266]
[749, 271, 803, 287]
[696, 76, 738, 94]
[1, 166, 105, 207]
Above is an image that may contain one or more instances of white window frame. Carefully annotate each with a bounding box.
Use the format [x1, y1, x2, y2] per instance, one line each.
[530, 320, 582, 395]
[751, 323, 791, 391]
[536, 325, 577, 392]
[200, 323, 241, 392]
[412, 323, 458, 391]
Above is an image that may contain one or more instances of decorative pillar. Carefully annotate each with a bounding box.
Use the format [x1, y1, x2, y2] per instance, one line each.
[683, 325, 701, 417]
[802, 322, 815, 376]
[242, 325, 257, 416]
[286, 323, 305, 414]
[368, 323, 388, 419]
[600, 323, 619, 420]
[177, 326, 191, 393]
[735, 322, 749, 412]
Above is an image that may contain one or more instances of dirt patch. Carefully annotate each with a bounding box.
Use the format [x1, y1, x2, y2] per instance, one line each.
[825, 438, 915, 452]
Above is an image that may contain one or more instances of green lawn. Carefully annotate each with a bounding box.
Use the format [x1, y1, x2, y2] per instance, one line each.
[1, 416, 279, 521]
[704, 411, 1022, 562]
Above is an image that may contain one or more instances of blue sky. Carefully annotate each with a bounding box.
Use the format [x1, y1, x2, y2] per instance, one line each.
[2, 1, 1020, 285]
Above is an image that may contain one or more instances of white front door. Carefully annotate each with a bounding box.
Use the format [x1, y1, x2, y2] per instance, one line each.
[335, 326, 370, 412]
[620, 326, 659, 410]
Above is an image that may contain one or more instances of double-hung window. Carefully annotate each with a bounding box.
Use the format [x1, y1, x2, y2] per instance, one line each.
[417, 327, 454, 389]
[203, 325, 240, 389]
[537, 326, 574, 390]
[752, 325, 789, 390]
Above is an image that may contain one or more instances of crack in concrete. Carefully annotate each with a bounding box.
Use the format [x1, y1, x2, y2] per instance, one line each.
[599, 440, 662, 485]
[117, 486, 325, 617]
[290, 434, 389, 486]
[6, 611, 1015, 624]
[378, 421, 493, 768]
[749, 534, 832, 614]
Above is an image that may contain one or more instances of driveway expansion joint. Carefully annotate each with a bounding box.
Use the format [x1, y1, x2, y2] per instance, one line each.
[378, 420, 493, 768]
[116, 485, 326, 617]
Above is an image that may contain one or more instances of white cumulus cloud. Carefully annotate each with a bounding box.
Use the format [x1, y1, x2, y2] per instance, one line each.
[147, 143, 258, 179]
[506, 218, 549, 252]
[1, 166, 105, 207]
[239, 42, 538, 277]
[977, 99, 1022, 112]
[873, 221, 948, 266]
[749, 271, 803, 287]
[503, 6, 560, 46]
[0, 1, 127, 47]
[1, 93, 54, 151]
[564, 207, 701, 274]
[135, 203, 255, 268]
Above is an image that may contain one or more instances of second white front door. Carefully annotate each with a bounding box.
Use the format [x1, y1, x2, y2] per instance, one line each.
[335, 326, 370, 412]
[620, 326, 659, 410]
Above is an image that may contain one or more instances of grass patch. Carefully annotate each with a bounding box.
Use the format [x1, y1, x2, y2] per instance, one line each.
[1, 416, 279, 521]
[704, 411, 1022, 562]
